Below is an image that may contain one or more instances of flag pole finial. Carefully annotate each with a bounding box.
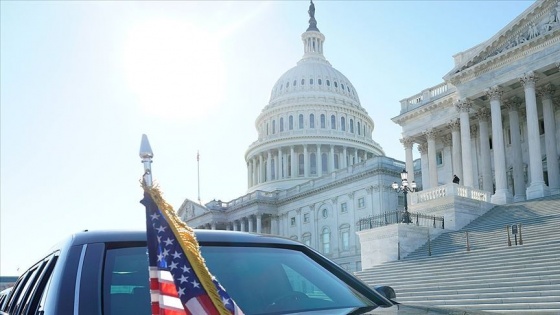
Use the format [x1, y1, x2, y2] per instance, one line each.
[139, 134, 153, 187]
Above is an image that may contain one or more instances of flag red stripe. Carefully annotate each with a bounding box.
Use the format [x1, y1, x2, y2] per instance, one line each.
[159, 281, 179, 297]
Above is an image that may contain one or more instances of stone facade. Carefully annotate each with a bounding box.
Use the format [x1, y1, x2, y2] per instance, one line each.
[393, 0, 560, 204]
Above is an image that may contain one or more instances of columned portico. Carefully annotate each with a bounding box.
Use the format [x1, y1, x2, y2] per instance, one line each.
[487, 86, 512, 204]
[521, 72, 549, 199]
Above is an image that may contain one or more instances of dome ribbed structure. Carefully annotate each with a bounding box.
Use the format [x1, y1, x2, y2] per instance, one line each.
[245, 1, 384, 192]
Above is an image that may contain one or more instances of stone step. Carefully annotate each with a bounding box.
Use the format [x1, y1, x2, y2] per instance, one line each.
[395, 284, 560, 297]
[395, 295, 560, 306]
[397, 288, 560, 301]
[379, 277, 560, 292]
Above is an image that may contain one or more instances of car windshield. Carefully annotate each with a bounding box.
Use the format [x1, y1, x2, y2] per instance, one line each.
[200, 245, 378, 315]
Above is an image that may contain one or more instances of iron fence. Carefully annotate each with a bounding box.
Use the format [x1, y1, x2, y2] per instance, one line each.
[356, 210, 444, 231]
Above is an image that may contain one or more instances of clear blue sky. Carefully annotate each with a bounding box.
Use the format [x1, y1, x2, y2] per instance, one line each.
[1, 1, 533, 276]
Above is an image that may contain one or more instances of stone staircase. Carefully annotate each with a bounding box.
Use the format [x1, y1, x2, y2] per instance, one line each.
[354, 194, 560, 314]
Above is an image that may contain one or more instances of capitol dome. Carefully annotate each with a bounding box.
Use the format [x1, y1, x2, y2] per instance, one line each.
[245, 2, 384, 193]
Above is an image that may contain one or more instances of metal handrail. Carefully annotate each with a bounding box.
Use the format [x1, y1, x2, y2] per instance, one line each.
[356, 210, 444, 231]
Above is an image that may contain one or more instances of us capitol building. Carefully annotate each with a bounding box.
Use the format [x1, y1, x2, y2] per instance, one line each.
[179, 0, 560, 272]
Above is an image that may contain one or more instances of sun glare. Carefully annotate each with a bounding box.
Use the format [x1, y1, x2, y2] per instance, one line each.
[122, 18, 226, 121]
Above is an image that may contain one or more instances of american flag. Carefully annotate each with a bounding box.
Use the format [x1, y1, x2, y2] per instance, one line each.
[141, 186, 244, 315]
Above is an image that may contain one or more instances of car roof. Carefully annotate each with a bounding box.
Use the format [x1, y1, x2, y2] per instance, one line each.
[64, 229, 303, 247]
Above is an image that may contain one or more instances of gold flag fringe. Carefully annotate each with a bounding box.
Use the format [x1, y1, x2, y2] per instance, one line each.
[143, 182, 231, 315]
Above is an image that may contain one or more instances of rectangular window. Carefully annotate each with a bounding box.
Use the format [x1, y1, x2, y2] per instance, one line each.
[341, 231, 349, 250]
[436, 151, 443, 166]
[358, 197, 365, 208]
[340, 202, 347, 213]
[291, 217, 296, 226]
[303, 213, 310, 223]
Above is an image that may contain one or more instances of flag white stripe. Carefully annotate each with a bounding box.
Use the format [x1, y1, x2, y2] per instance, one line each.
[160, 294, 184, 311]
[185, 298, 207, 314]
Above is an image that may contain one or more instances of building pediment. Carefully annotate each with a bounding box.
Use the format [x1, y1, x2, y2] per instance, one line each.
[445, 0, 560, 85]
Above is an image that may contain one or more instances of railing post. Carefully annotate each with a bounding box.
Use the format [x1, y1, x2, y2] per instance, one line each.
[397, 242, 401, 260]
[466, 231, 470, 252]
[506, 225, 511, 246]
[518, 223, 523, 245]
[416, 213, 419, 226]
[442, 217, 444, 229]
[433, 216, 436, 228]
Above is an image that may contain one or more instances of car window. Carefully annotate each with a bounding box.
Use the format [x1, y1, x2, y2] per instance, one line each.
[102, 246, 151, 315]
[200, 245, 377, 315]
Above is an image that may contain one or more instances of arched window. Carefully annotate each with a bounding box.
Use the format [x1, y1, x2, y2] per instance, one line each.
[331, 115, 336, 129]
[280, 117, 284, 132]
[289, 115, 294, 130]
[341, 83, 345, 91]
[286, 82, 289, 88]
[326, 80, 330, 86]
[272, 120, 276, 134]
[299, 114, 304, 129]
[357, 122, 361, 135]
[350, 119, 354, 133]
[310, 114, 315, 128]
[310, 79, 314, 85]
[341, 117, 346, 131]
[321, 227, 330, 254]
[293, 80, 297, 87]
[298, 154, 304, 176]
[320, 114, 325, 128]
[301, 79, 305, 85]
[334, 82, 338, 88]
[321, 153, 328, 173]
[310, 153, 316, 175]
[318, 79, 322, 85]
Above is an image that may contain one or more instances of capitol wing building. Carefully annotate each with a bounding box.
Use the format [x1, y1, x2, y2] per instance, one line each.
[394, 0, 560, 204]
[179, 0, 560, 272]
[178, 3, 404, 272]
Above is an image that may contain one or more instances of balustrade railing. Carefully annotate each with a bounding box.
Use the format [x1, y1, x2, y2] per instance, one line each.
[356, 210, 444, 231]
[410, 183, 491, 205]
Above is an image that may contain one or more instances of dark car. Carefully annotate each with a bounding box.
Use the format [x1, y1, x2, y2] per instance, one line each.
[0, 230, 490, 314]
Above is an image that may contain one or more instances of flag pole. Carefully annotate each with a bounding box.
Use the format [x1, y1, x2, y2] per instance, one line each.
[197, 150, 201, 204]
[139, 134, 154, 187]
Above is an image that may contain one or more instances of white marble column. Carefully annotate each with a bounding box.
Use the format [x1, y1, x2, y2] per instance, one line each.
[424, 129, 438, 187]
[248, 161, 252, 187]
[304, 145, 309, 177]
[505, 97, 526, 201]
[520, 72, 548, 199]
[342, 146, 348, 168]
[330, 145, 335, 171]
[271, 215, 278, 235]
[487, 86, 512, 204]
[477, 108, 493, 193]
[240, 218, 246, 232]
[277, 148, 282, 180]
[400, 137, 415, 184]
[258, 155, 264, 184]
[256, 214, 262, 233]
[418, 143, 429, 189]
[448, 119, 463, 181]
[290, 146, 296, 178]
[354, 149, 358, 165]
[539, 83, 560, 194]
[317, 144, 322, 176]
[470, 124, 480, 189]
[267, 151, 272, 182]
[233, 220, 239, 231]
[456, 99, 474, 188]
[248, 216, 254, 232]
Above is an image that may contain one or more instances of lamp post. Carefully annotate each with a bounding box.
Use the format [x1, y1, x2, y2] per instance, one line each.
[392, 169, 416, 224]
